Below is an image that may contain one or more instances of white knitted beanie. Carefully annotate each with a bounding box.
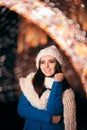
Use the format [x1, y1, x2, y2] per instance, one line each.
[36, 45, 63, 68]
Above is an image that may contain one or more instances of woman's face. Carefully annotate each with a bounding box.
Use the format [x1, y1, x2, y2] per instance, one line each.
[40, 55, 57, 77]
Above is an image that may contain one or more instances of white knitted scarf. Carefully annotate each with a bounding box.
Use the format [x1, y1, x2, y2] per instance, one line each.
[19, 72, 77, 130]
[19, 72, 55, 109]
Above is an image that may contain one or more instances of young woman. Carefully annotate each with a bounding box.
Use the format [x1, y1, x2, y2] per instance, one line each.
[17, 45, 76, 130]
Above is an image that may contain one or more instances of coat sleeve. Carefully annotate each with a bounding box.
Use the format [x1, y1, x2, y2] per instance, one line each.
[46, 81, 63, 115]
[63, 88, 77, 130]
[17, 93, 51, 123]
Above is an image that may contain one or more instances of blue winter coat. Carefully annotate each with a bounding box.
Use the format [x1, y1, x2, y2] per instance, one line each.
[17, 81, 64, 130]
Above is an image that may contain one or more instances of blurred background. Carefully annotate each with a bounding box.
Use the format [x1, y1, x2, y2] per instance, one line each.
[0, 0, 87, 130]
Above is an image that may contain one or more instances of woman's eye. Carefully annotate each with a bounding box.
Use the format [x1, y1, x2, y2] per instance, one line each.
[49, 60, 56, 63]
[40, 59, 56, 64]
[40, 61, 45, 64]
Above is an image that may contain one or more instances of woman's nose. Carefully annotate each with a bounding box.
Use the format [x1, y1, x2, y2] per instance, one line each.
[45, 62, 49, 68]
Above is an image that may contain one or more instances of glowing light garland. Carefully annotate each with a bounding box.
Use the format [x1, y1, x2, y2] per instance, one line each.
[0, 0, 87, 97]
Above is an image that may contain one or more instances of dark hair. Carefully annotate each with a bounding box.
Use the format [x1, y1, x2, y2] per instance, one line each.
[32, 68, 45, 96]
[56, 61, 70, 90]
[32, 60, 69, 96]
[32, 60, 60, 95]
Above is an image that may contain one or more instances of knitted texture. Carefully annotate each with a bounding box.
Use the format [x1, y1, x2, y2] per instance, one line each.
[63, 88, 77, 130]
[19, 72, 53, 109]
[36, 45, 63, 68]
[19, 72, 77, 130]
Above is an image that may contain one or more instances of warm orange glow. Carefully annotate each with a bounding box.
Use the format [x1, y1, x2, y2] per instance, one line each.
[75, 44, 87, 57]
[17, 19, 48, 54]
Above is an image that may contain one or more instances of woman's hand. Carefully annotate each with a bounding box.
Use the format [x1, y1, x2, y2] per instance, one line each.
[54, 73, 64, 82]
[51, 115, 62, 124]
